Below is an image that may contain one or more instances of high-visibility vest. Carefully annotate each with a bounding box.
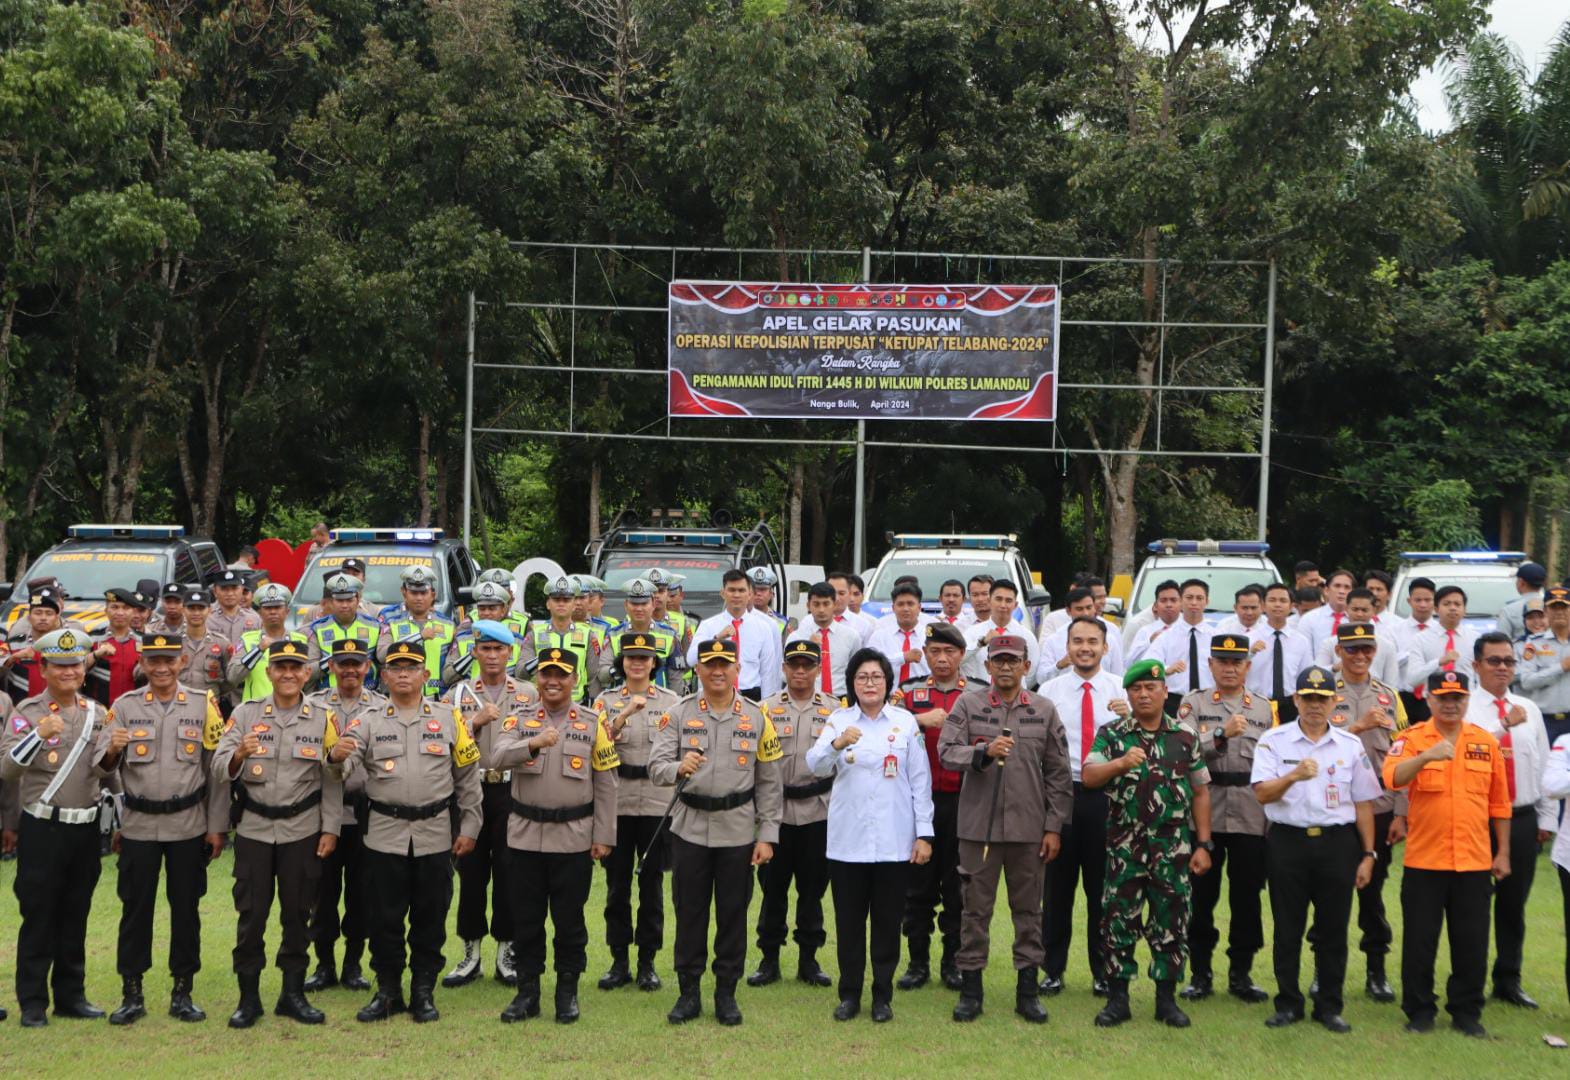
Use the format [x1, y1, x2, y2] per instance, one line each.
[308, 616, 382, 689]
[237, 628, 310, 703]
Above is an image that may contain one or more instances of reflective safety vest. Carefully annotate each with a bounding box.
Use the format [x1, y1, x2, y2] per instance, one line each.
[609, 625, 676, 688]
[309, 615, 382, 689]
[590, 614, 624, 635]
[528, 621, 597, 699]
[382, 614, 455, 697]
[238, 628, 310, 703]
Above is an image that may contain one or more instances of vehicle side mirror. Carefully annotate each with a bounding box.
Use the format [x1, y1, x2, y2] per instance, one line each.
[1101, 596, 1125, 617]
[0, 581, 11, 603]
[1027, 585, 1050, 606]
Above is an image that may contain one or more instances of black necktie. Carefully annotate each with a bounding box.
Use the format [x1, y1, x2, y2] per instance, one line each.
[1272, 629, 1284, 700]
[1188, 627, 1200, 693]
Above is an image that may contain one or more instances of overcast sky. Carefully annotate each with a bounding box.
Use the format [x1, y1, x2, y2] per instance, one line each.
[1409, 0, 1556, 131]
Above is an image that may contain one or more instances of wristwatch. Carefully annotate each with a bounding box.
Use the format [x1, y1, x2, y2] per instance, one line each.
[1196, 840, 1215, 853]
[1361, 851, 1378, 860]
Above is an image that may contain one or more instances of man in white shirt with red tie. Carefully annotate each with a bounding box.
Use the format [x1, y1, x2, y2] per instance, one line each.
[1038, 616, 1126, 998]
[936, 581, 968, 628]
[1394, 576, 1438, 723]
[1466, 631, 1555, 1011]
[788, 583, 861, 700]
[868, 583, 933, 686]
[1246, 584, 1314, 724]
[1297, 569, 1355, 646]
[1406, 585, 1478, 692]
[686, 569, 784, 699]
[961, 580, 1040, 686]
[1145, 579, 1216, 714]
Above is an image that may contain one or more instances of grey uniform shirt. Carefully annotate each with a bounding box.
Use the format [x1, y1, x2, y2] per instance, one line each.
[1, 692, 107, 811]
[96, 683, 228, 841]
[214, 695, 343, 843]
[491, 702, 618, 853]
[648, 693, 783, 847]
[179, 630, 233, 699]
[593, 683, 682, 817]
[446, 676, 538, 777]
[0, 690, 15, 830]
[306, 686, 388, 797]
[938, 686, 1073, 843]
[1177, 687, 1273, 835]
[209, 606, 262, 645]
[763, 689, 837, 827]
[1520, 632, 1570, 716]
[1329, 677, 1406, 816]
[336, 699, 483, 857]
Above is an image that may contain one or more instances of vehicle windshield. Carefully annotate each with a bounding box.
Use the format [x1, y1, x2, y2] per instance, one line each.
[602, 553, 732, 594]
[869, 556, 1011, 601]
[1392, 573, 1520, 619]
[292, 549, 440, 607]
[22, 549, 170, 600]
[1131, 566, 1277, 613]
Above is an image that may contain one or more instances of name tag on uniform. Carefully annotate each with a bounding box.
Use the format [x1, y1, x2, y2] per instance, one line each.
[1325, 783, 1339, 810]
[883, 754, 898, 779]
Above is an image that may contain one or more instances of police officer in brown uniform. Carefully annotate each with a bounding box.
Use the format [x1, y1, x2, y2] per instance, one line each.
[0, 628, 109, 1026]
[1175, 634, 1275, 1004]
[649, 638, 785, 1026]
[96, 633, 230, 1026]
[593, 632, 681, 993]
[937, 634, 1073, 1024]
[444, 621, 536, 990]
[1325, 620, 1407, 1001]
[328, 640, 483, 1023]
[489, 646, 618, 1024]
[178, 589, 232, 703]
[747, 638, 836, 990]
[304, 638, 385, 994]
[213, 639, 343, 1028]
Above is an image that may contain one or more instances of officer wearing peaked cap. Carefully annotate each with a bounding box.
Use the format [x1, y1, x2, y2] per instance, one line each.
[443, 619, 536, 990]
[145, 583, 187, 636]
[307, 573, 382, 690]
[748, 566, 789, 639]
[213, 638, 343, 1029]
[1175, 634, 1275, 1004]
[209, 568, 262, 646]
[1, 628, 111, 1026]
[95, 633, 230, 1027]
[611, 579, 678, 690]
[519, 577, 609, 703]
[476, 568, 530, 640]
[177, 589, 232, 704]
[592, 631, 682, 992]
[584, 577, 623, 637]
[377, 566, 455, 699]
[228, 583, 309, 709]
[443, 582, 524, 690]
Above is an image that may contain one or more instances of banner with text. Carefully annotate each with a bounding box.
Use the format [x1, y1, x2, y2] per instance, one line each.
[668, 282, 1059, 421]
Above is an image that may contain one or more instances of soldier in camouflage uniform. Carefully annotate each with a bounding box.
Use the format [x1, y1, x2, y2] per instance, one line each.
[1082, 658, 1214, 1029]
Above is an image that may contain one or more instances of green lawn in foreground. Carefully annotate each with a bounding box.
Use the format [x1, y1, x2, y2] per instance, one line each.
[0, 846, 1566, 1078]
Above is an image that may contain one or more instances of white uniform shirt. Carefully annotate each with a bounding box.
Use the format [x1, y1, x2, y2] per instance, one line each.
[1296, 605, 1351, 649]
[1035, 619, 1125, 685]
[787, 619, 862, 698]
[1121, 605, 1157, 645]
[806, 704, 934, 861]
[1126, 615, 1181, 664]
[1392, 615, 1435, 692]
[867, 620, 932, 684]
[1039, 668, 1125, 781]
[961, 618, 1040, 686]
[685, 608, 784, 696]
[1245, 622, 1315, 699]
[1213, 614, 1265, 637]
[837, 610, 878, 644]
[1405, 621, 1479, 690]
[1145, 619, 1216, 694]
[1466, 689, 1557, 828]
[1544, 734, 1570, 873]
[1250, 721, 1382, 827]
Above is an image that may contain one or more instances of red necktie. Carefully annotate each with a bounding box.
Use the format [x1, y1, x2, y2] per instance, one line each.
[731, 618, 742, 687]
[947, 615, 957, 624]
[1497, 697, 1516, 802]
[1443, 628, 1456, 672]
[899, 630, 913, 684]
[1332, 610, 1344, 634]
[1080, 681, 1095, 764]
[819, 628, 832, 694]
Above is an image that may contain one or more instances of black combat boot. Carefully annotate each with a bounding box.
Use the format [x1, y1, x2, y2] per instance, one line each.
[1154, 979, 1191, 1028]
[227, 973, 263, 1029]
[1227, 964, 1269, 1004]
[635, 951, 662, 992]
[304, 950, 337, 993]
[714, 980, 743, 1026]
[356, 981, 407, 1022]
[898, 938, 930, 991]
[168, 975, 206, 1022]
[1014, 967, 1048, 1024]
[340, 941, 370, 991]
[597, 950, 632, 991]
[951, 969, 983, 1022]
[1179, 968, 1213, 1000]
[1094, 979, 1131, 1027]
[1365, 956, 1395, 1003]
[554, 972, 580, 1024]
[939, 938, 963, 990]
[275, 971, 325, 1024]
[746, 949, 780, 987]
[109, 977, 146, 1026]
[499, 976, 541, 1023]
[667, 974, 702, 1024]
[409, 973, 439, 1023]
[796, 949, 831, 988]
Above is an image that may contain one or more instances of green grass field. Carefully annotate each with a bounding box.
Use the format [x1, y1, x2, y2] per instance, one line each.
[0, 846, 1566, 1078]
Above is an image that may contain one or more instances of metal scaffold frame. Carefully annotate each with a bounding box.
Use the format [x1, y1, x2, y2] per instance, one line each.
[463, 243, 1278, 569]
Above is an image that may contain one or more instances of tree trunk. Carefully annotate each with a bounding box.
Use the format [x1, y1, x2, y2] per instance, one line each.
[588, 456, 602, 539]
[434, 440, 450, 533]
[415, 411, 432, 526]
[1076, 458, 1098, 573]
[788, 459, 803, 563]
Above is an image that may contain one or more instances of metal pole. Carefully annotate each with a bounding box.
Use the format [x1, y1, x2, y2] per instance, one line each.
[462, 290, 477, 547]
[1256, 259, 1277, 542]
[853, 245, 872, 571]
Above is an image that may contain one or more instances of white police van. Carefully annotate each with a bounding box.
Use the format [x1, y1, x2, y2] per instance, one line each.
[862, 534, 1049, 633]
[1125, 540, 1281, 626]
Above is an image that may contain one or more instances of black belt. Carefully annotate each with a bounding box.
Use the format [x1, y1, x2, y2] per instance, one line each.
[1210, 772, 1253, 787]
[368, 795, 454, 822]
[1512, 804, 1538, 819]
[1547, 712, 1569, 722]
[679, 787, 755, 812]
[1272, 823, 1353, 837]
[784, 777, 833, 800]
[617, 762, 650, 780]
[123, 786, 208, 815]
[237, 787, 322, 821]
[509, 798, 594, 823]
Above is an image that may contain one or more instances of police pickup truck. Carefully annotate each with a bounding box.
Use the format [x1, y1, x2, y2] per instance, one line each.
[586, 511, 789, 621]
[286, 528, 479, 631]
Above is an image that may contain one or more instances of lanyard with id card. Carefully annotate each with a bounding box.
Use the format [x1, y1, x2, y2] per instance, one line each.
[884, 731, 898, 778]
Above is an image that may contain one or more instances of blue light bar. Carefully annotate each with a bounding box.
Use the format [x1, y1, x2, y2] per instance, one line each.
[68, 523, 185, 540]
[1398, 550, 1527, 563]
[1146, 539, 1271, 555]
[331, 528, 443, 543]
[893, 533, 1018, 550]
[621, 531, 730, 547]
